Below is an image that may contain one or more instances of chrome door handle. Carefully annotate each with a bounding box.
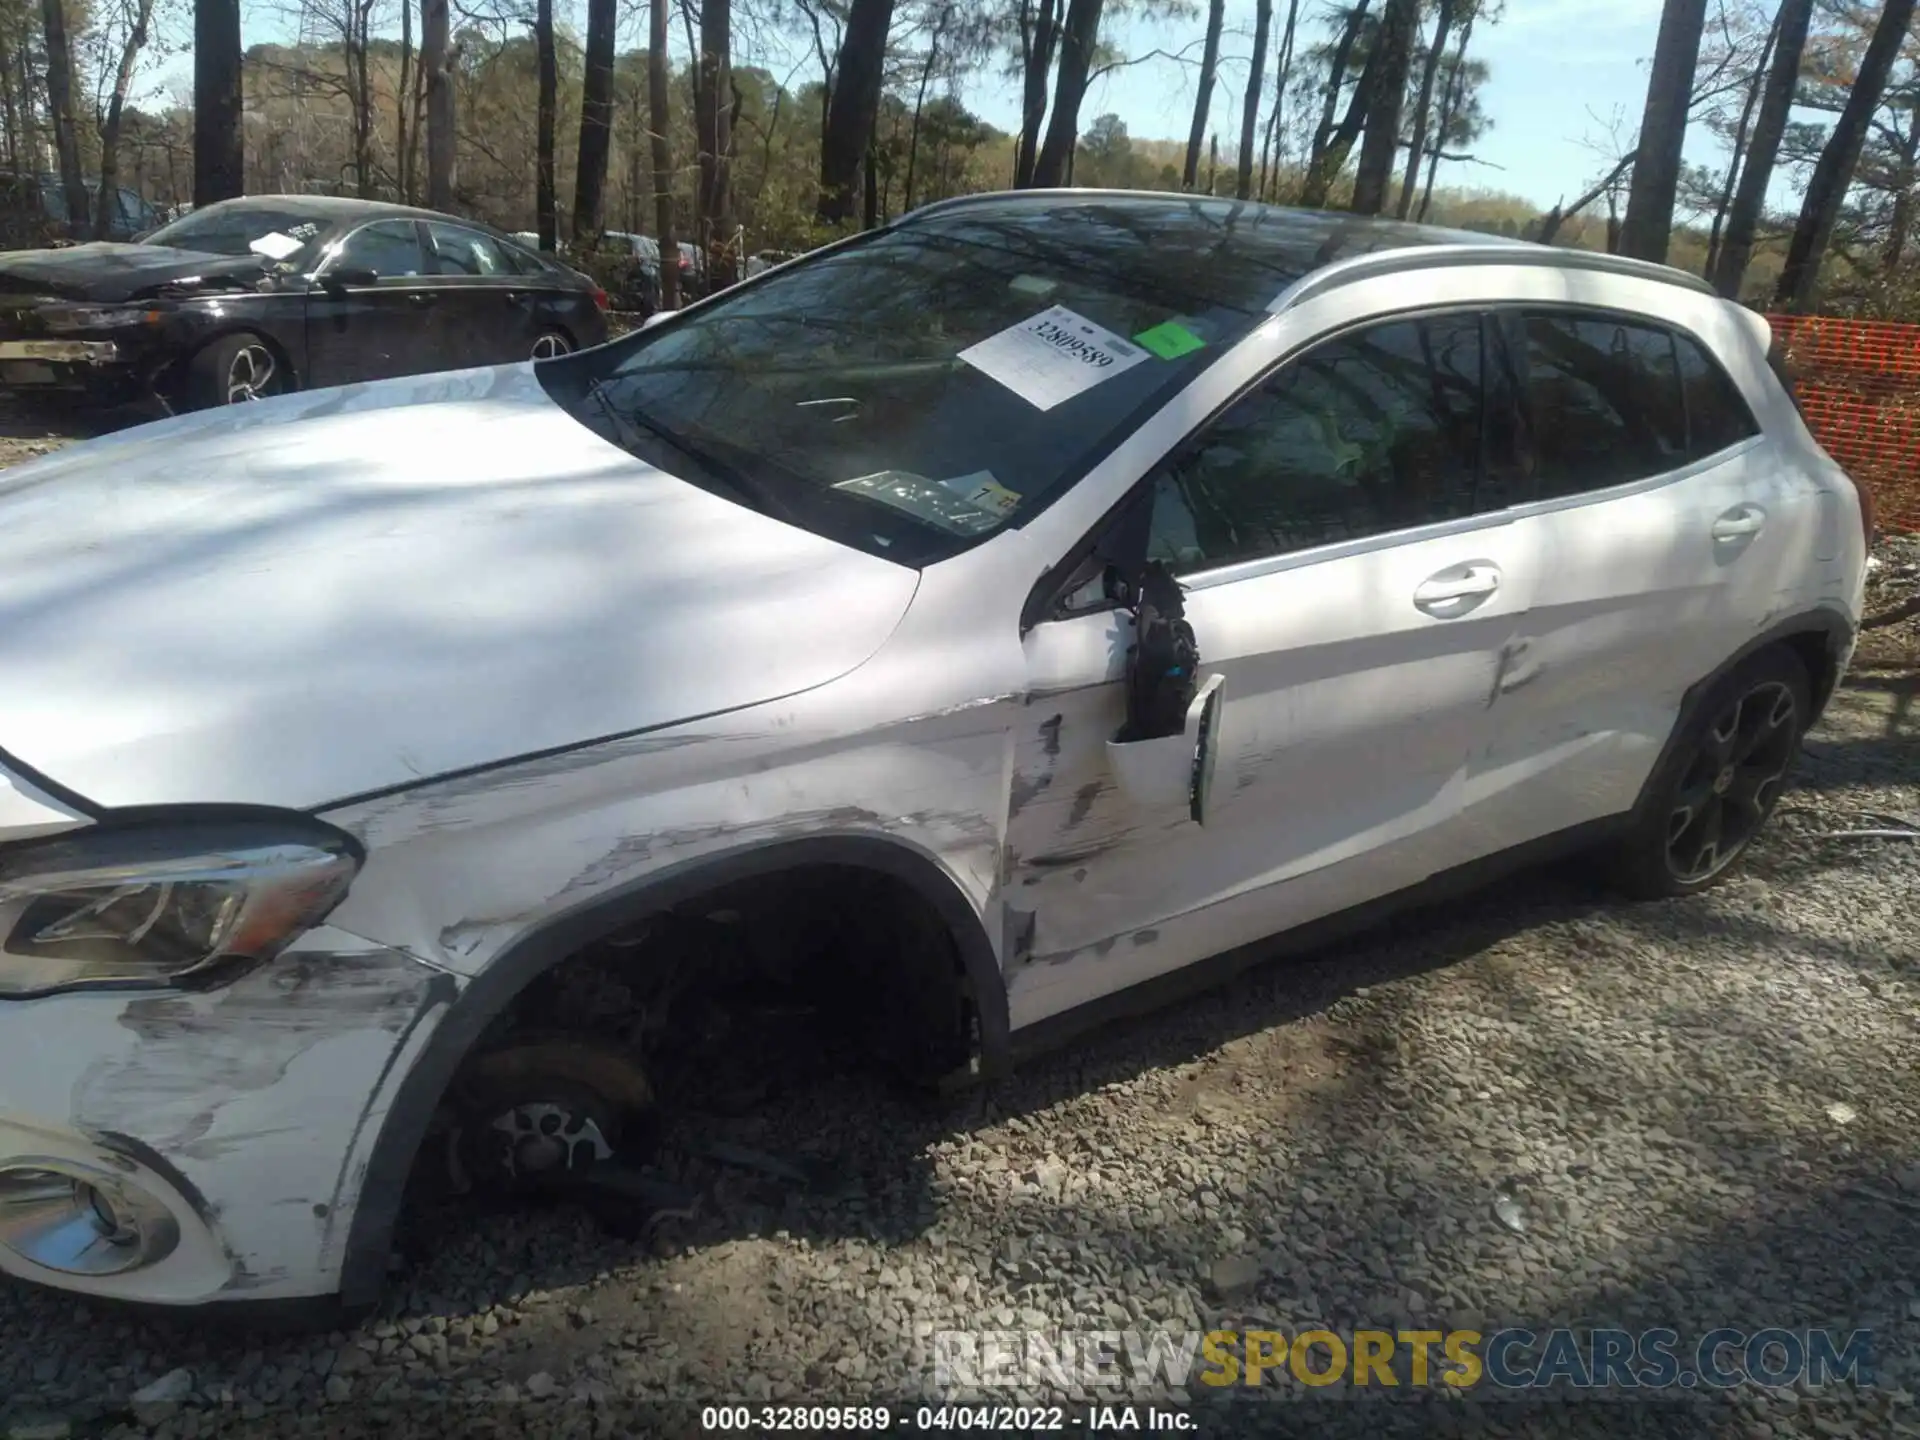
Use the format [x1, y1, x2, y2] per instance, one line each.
[1712, 506, 1765, 541]
[1414, 565, 1502, 612]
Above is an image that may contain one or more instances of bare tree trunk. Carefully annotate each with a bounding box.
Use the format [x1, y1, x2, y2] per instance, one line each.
[535, 0, 558, 247]
[1234, 0, 1271, 198]
[1013, 0, 1057, 187]
[1618, 0, 1710, 263]
[1536, 149, 1635, 245]
[1396, 0, 1454, 219]
[1775, 0, 1917, 309]
[903, 11, 944, 211]
[41, 0, 86, 234]
[1305, 0, 1370, 200]
[1705, 2, 1778, 276]
[0, 38, 18, 177]
[863, 137, 878, 227]
[93, 0, 157, 238]
[648, 0, 679, 305]
[1351, 0, 1416, 214]
[1259, 0, 1299, 200]
[1711, 0, 1814, 297]
[398, 0, 413, 202]
[1030, 0, 1103, 187]
[574, 0, 616, 240]
[817, 0, 893, 222]
[696, 0, 734, 280]
[1183, 0, 1225, 189]
[424, 0, 456, 209]
[1885, 121, 1920, 273]
[1417, 10, 1471, 221]
[193, 0, 243, 206]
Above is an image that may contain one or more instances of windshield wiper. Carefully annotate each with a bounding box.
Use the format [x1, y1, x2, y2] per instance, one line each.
[585, 386, 796, 522]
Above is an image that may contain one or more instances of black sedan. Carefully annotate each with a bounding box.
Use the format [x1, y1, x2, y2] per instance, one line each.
[0, 195, 610, 411]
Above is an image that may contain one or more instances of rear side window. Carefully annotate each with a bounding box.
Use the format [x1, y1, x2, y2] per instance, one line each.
[1675, 332, 1762, 456]
[1514, 313, 1687, 499]
[1145, 312, 1490, 573]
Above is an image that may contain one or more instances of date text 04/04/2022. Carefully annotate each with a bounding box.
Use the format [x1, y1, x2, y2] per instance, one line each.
[699, 1404, 1196, 1431]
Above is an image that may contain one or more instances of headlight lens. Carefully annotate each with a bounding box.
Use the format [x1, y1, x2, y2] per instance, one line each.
[0, 817, 360, 997]
[38, 303, 162, 333]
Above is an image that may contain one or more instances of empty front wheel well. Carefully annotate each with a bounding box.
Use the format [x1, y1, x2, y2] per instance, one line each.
[338, 839, 1005, 1307]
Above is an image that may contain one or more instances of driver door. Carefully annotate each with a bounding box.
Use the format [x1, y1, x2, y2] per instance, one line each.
[1002, 310, 1535, 1031]
[305, 219, 441, 386]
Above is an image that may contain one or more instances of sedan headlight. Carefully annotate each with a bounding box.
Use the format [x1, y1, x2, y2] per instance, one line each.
[0, 816, 361, 998]
[37, 303, 162, 333]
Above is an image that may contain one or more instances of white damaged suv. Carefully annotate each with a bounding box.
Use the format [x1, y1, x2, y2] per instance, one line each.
[0, 193, 1869, 1319]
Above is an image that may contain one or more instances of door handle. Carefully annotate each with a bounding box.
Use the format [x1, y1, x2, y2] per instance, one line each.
[1712, 505, 1765, 541]
[408, 291, 437, 307]
[1414, 564, 1502, 612]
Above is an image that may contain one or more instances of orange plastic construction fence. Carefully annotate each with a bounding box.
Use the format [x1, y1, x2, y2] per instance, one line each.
[1767, 313, 1920, 533]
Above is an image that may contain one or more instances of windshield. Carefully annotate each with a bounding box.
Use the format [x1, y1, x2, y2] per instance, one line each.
[144, 204, 329, 263]
[538, 199, 1294, 565]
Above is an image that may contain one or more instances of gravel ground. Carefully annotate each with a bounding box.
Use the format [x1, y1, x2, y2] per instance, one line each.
[0, 414, 1915, 1440]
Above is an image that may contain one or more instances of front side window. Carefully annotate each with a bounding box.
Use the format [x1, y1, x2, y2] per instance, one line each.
[1145, 313, 1490, 574]
[333, 221, 427, 279]
[538, 205, 1291, 565]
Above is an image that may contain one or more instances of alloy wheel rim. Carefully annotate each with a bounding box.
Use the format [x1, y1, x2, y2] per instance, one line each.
[1664, 680, 1799, 883]
[225, 345, 276, 403]
[531, 333, 571, 360]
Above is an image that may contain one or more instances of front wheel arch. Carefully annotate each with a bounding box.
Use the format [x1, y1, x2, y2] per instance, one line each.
[334, 833, 1008, 1308]
[173, 329, 299, 410]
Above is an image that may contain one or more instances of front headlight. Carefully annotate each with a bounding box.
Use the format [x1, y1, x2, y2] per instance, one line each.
[0, 816, 361, 998]
[38, 303, 162, 333]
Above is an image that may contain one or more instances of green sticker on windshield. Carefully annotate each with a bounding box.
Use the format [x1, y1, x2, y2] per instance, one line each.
[1133, 320, 1206, 360]
[1128, 320, 1205, 360]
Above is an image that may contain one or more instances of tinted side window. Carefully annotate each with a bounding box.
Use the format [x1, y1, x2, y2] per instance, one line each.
[427, 221, 511, 276]
[336, 220, 426, 279]
[1519, 313, 1687, 498]
[1146, 313, 1487, 573]
[1675, 333, 1761, 458]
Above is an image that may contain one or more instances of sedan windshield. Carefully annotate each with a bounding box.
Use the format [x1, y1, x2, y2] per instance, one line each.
[144, 204, 329, 263]
[537, 197, 1324, 565]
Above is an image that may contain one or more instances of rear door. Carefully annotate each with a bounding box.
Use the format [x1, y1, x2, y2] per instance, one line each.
[304, 219, 442, 386]
[422, 220, 538, 364]
[1005, 310, 1534, 1028]
[1454, 305, 1799, 854]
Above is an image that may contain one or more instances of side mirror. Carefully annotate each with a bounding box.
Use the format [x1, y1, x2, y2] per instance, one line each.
[322, 264, 379, 290]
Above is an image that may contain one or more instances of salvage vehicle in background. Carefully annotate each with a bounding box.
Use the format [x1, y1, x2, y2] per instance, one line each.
[0, 194, 608, 411]
[0, 192, 1868, 1321]
[0, 171, 163, 247]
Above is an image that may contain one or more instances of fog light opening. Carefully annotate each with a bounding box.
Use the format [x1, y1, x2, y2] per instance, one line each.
[0, 1163, 180, 1276]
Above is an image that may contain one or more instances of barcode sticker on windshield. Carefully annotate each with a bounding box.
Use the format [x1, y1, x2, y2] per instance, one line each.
[958, 306, 1149, 411]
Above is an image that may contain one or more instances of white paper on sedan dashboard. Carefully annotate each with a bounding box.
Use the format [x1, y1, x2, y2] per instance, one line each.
[958, 305, 1149, 412]
[248, 231, 305, 260]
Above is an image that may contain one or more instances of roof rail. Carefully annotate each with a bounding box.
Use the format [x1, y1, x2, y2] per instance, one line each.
[903, 187, 1274, 223]
[1271, 242, 1720, 312]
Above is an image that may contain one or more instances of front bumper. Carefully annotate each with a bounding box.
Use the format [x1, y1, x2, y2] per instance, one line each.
[0, 929, 459, 1305]
[0, 338, 122, 364]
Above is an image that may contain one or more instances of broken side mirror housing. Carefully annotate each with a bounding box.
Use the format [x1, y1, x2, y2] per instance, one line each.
[1104, 672, 1225, 823]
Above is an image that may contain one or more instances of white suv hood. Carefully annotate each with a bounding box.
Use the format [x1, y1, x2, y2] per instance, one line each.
[0, 365, 919, 810]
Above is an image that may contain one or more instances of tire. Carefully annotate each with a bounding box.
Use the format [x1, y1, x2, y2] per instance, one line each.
[1608, 645, 1812, 899]
[530, 329, 573, 361]
[184, 332, 287, 409]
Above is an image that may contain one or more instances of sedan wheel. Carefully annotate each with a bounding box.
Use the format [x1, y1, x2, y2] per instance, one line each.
[1663, 678, 1799, 884]
[531, 331, 572, 360]
[225, 343, 278, 403]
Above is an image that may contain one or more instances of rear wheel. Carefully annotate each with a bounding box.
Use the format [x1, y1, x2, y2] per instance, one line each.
[184, 333, 286, 409]
[1609, 646, 1811, 898]
[531, 329, 572, 360]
